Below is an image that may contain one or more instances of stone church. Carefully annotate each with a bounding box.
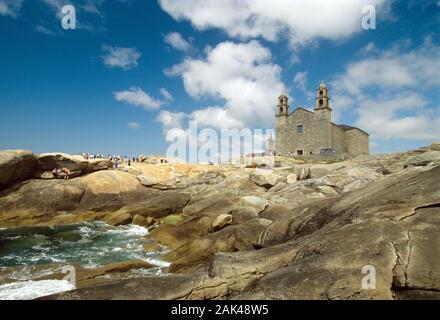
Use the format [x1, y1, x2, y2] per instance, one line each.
[275, 82, 369, 157]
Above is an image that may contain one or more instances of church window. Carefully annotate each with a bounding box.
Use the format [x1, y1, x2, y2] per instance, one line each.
[319, 99, 324, 105]
[297, 125, 304, 134]
[319, 91, 323, 96]
[297, 150, 304, 156]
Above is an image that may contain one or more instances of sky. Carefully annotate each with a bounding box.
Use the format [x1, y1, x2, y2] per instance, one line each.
[0, 0, 439, 157]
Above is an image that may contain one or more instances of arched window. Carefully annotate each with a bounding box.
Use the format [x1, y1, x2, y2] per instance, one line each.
[319, 99, 324, 105]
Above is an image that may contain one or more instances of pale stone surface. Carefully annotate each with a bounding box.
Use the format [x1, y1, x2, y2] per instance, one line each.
[294, 166, 311, 180]
[405, 150, 440, 167]
[430, 142, 440, 151]
[286, 174, 298, 184]
[37, 153, 89, 172]
[212, 214, 233, 231]
[85, 158, 112, 173]
[132, 214, 147, 226]
[238, 196, 268, 214]
[249, 172, 284, 189]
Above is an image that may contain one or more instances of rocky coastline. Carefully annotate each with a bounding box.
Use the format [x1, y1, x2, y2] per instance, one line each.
[0, 144, 439, 300]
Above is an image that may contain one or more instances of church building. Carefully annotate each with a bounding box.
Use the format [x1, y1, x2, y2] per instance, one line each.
[275, 82, 369, 157]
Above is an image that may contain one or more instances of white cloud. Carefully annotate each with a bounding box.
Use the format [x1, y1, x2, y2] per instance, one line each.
[159, 0, 389, 49]
[165, 40, 285, 129]
[35, 24, 56, 36]
[160, 88, 174, 102]
[101, 45, 141, 70]
[41, 0, 66, 18]
[128, 122, 140, 129]
[82, 0, 102, 16]
[0, 0, 23, 17]
[355, 93, 440, 140]
[164, 32, 192, 52]
[114, 87, 162, 110]
[333, 39, 440, 96]
[293, 71, 315, 102]
[191, 107, 245, 129]
[293, 71, 308, 93]
[331, 39, 440, 141]
[156, 110, 187, 131]
[42, 0, 105, 17]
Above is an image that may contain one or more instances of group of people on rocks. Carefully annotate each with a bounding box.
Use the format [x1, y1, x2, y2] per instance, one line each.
[79, 153, 105, 160]
[52, 153, 143, 181]
[107, 155, 137, 168]
[79, 153, 138, 168]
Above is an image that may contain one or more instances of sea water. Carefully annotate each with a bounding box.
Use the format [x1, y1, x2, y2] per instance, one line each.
[0, 222, 169, 300]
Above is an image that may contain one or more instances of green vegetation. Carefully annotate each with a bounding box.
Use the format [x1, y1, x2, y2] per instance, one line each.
[163, 214, 184, 225]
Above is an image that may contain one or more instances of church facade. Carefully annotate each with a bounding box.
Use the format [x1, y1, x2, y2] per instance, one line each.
[275, 82, 369, 157]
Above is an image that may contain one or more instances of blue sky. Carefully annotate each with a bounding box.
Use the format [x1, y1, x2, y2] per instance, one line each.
[0, 0, 439, 157]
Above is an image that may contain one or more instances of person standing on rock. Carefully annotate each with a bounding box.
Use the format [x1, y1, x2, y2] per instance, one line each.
[62, 168, 70, 180]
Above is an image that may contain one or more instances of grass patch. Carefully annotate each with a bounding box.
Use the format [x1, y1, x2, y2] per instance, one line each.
[163, 214, 184, 225]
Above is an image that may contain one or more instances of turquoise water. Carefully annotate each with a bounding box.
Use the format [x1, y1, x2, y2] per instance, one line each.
[0, 222, 168, 268]
[0, 222, 169, 300]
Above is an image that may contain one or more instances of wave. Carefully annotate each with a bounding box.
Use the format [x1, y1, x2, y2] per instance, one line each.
[145, 257, 171, 268]
[0, 280, 75, 300]
[106, 224, 149, 237]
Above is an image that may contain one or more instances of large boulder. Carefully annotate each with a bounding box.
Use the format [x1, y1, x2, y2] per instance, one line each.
[37, 153, 89, 172]
[78, 170, 155, 211]
[310, 166, 333, 178]
[0, 150, 36, 190]
[294, 166, 311, 180]
[137, 174, 173, 190]
[238, 196, 268, 214]
[113, 192, 191, 220]
[430, 142, 440, 151]
[315, 167, 382, 193]
[249, 172, 284, 189]
[0, 179, 86, 227]
[286, 174, 298, 184]
[405, 151, 440, 167]
[212, 214, 233, 231]
[85, 159, 113, 173]
[166, 218, 272, 273]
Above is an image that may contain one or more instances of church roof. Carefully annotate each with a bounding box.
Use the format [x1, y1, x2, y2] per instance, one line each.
[293, 107, 314, 114]
[336, 124, 369, 136]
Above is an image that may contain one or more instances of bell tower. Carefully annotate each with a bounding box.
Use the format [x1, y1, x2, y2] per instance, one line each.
[277, 93, 289, 116]
[314, 81, 332, 120]
[275, 93, 289, 156]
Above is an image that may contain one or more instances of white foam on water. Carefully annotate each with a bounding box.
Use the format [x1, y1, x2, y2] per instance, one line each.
[107, 224, 149, 237]
[146, 257, 171, 268]
[0, 280, 75, 300]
